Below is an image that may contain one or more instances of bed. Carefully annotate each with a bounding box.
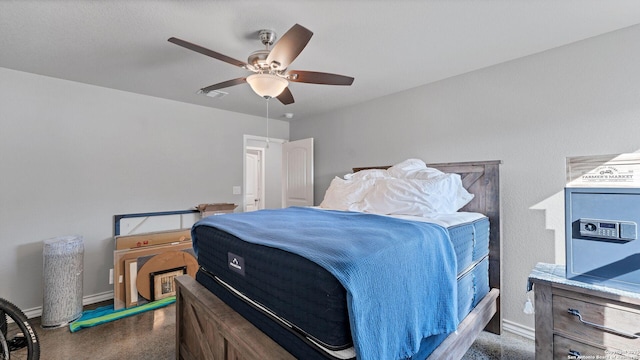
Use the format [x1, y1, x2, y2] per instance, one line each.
[175, 160, 501, 360]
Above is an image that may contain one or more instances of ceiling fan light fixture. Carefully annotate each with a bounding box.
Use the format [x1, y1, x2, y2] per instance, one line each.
[246, 73, 288, 98]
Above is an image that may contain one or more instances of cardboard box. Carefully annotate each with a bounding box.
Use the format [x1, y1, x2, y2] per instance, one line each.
[196, 203, 237, 217]
[114, 229, 191, 250]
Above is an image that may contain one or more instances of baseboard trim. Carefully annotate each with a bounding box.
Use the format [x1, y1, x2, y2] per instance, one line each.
[22, 291, 114, 320]
[503, 319, 535, 341]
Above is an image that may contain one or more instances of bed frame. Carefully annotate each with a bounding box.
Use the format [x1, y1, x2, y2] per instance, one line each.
[175, 160, 501, 360]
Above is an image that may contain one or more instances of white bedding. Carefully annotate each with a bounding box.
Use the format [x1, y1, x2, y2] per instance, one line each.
[320, 158, 475, 216]
[351, 175, 473, 215]
[312, 206, 486, 228]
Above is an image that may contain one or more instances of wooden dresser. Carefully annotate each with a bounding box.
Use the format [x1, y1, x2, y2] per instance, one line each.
[528, 263, 640, 360]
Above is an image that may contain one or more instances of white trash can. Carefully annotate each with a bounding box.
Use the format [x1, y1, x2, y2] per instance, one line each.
[41, 235, 84, 328]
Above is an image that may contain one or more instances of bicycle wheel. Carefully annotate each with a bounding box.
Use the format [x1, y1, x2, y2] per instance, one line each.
[1, 328, 9, 360]
[0, 299, 39, 360]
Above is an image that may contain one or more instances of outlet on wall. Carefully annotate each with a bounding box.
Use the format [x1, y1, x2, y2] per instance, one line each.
[233, 186, 241, 195]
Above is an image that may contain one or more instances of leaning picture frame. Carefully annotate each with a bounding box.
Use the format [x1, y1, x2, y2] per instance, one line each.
[149, 266, 187, 301]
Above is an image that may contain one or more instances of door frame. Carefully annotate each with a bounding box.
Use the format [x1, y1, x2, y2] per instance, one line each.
[245, 147, 265, 212]
[243, 135, 287, 212]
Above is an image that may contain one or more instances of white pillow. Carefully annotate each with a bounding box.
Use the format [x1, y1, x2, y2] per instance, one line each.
[387, 159, 445, 179]
[344, 168, 391, 181]
[404, 167, 445, 180]
[387, 158, 427, 178]
[353, 174, 474, 216]
[320, 177, 375, 211]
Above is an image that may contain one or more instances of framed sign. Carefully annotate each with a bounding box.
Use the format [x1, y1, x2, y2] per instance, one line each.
[567, 153, 640, 187]
[149, 266, 187, 301]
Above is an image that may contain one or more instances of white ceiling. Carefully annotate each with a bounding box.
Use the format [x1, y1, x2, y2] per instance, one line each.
[2, 1, 640, 121]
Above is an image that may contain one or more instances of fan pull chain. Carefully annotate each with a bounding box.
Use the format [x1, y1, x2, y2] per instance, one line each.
[265, 98, 270, 149]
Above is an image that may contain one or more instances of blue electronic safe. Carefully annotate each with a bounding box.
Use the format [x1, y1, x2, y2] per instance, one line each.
[565, 187, 640, 292]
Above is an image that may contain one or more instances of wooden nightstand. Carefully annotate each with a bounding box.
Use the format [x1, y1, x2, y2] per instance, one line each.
[528, 263, 640, 360]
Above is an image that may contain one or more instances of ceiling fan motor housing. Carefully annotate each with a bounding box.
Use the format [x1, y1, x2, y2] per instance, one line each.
[249, 29, 277, 70]
[258, 29, 276, 46]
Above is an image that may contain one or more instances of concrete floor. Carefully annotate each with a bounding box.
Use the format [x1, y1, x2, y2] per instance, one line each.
[25, 303, 534, 360]
[464, 331, 535, 360]
[27, 304, 175, 360]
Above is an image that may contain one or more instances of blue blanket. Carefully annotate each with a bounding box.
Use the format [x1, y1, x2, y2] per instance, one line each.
[193, 207, 458, 360]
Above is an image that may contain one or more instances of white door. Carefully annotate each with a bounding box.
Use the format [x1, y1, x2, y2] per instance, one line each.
[282, 138, 314, 207]
[245, 150, 263, 212]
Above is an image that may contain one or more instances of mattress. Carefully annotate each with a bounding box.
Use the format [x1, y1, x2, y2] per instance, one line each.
[192, 212, 490, 359]
[370, 211, 489, 274]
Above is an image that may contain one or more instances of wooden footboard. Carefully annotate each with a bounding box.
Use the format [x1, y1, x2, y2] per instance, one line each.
[175, 274, 498, 360]
[175, 275, 295, 360]
[427, 288, 499, 360]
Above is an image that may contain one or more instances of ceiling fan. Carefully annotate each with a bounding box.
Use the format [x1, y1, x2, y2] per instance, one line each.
[168, 24, 354, 105]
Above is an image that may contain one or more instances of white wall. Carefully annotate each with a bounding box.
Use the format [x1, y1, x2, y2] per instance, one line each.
[0, 67, 289, 310]
[291, 24, 640, 334]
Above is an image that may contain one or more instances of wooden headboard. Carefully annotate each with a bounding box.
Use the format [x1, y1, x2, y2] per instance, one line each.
[354, 160, 502, 333]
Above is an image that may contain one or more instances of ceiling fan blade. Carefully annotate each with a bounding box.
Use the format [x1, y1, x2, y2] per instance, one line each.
[266, 24, 313, 70]
[288, 70, 354, 86]
[168, 37, 248, 68]
[200, 78, 247, 93]
[276, 87, 295, 105]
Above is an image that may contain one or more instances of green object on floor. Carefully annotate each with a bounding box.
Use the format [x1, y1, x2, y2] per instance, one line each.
[69, 296, 176, 333]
